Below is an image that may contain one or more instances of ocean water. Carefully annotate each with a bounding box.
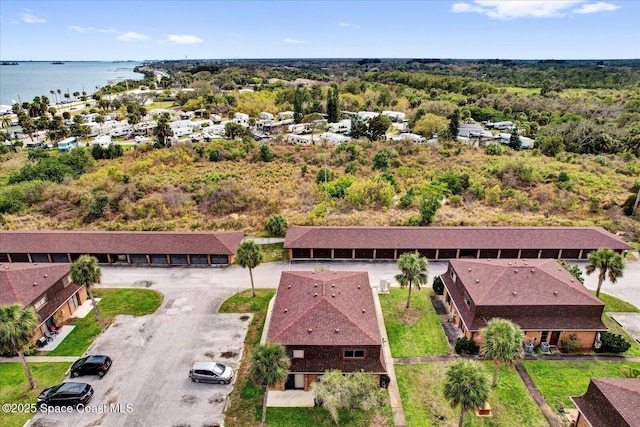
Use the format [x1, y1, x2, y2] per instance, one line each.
[0, 61, 144, 106]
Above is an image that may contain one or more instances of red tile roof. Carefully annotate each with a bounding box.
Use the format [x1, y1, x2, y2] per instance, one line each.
[267, 271, 381, 346]
[0, 263, 71, 306]
[0, 231, 244, 255]
[284, 226, 632, 250]
[571, 378, 640, 427]
[442, 259, 606, 331]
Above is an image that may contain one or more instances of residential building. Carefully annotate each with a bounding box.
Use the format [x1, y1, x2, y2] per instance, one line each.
[319, 132, 350, 145]
[389, 133, 426, 143]
[327, 119, 351, 134]
[440, 258, 607, 350]
[266, 271, 387, 391]
[571, 378, 640, 427]
[287, 134, 315, 145]
[0, 263, 87, 343]
[259, 112, 274, 120]
[381, 111, 406, 122]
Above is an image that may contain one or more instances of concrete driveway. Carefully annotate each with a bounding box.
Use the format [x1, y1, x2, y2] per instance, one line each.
[32, 267, 252, 427]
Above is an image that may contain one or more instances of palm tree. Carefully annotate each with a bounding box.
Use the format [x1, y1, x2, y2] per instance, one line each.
[70, 255, 103, 321]
[394, 252, 428, 309]
[443, 359, 490, 427]
[251, 343, 291, 426]
[236, 241, 263, 297]
[480, 318, 524, 387]
[0, 304, 39, 389]
[585, 248, 625, 298]
[95, 115, 105, 134]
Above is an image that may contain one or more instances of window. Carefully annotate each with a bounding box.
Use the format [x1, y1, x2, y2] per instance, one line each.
[463, 293, 471, 306]
[34, 295, 47, 310]
[292, 349, 305, 359]
[450, 270, 457, 281]
[343, 349, 365, 359]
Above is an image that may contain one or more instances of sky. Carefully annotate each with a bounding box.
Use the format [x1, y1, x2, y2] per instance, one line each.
[1, 0, 639, 61]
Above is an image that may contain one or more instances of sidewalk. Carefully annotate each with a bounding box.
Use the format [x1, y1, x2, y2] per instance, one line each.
[0, 356, 77, 363]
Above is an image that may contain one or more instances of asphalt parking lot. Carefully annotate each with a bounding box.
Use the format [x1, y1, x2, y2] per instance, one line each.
[29, 258, 640, 426]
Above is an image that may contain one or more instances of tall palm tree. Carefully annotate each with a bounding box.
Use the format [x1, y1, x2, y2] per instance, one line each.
[443, 359, 490, 427]
[585, 248, 625, 298]
[70, 255, 103, 321]
[0, 304, 39, 389]
[236, 241, 263, 297]
[480, 318, 525, 387]
[251, 343, 291, 426]
[395, 252, 428, 309]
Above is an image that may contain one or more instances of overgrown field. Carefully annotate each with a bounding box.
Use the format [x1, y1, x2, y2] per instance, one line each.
[2, 138, 639, 238]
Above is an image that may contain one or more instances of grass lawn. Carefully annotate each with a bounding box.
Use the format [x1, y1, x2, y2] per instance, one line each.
[45, 288, 163, 356]
[522, 360, 640, 411]
[379, 289, 450, 357]
[396, 362, 547, 427]
[598, 292, 640, 313]
[0, 363, 71, 427]
[259, 242, 288, 263]
[220, 289, 393, 427]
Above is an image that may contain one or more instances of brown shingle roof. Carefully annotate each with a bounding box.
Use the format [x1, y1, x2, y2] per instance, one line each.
[267, 271, 381, 346]
[0, 263, 71, 306]
[571, 378, 640, 427]
[0, 231, 244, 255]
[442, 259, 606, 331]
[283, 226, 632, 250]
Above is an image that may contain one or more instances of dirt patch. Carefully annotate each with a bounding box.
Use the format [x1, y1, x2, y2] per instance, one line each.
[220, 351, 237, 359]
[207, 394, 226, 404]
[239, 315, 250, 321]
[204, 352, 216, 359]
[430, 295, 448, 316]
[399, 306, 421, 326]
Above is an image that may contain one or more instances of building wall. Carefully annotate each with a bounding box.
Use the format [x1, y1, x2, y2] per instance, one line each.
[575, 413, 589, 427]
[558, 331, 598, 350]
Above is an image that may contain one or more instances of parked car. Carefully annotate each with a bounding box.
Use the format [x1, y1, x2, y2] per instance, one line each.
[37, 382, 94, 407]
[189, 361, 234, 384]
[70, 355, 112, 378]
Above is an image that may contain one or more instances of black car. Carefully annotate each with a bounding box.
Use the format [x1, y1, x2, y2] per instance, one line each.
[37, 382, 94, 407]
[70, 355, 112, 378]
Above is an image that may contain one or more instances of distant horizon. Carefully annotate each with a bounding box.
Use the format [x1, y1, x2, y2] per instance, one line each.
[1, 1, 638, 61]
[3, 57, 640, 62]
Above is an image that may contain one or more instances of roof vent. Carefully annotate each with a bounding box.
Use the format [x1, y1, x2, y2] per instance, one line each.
[531, 269, 535, 273]
[570, 278, 574, 282]
[468, 268, 471, 272]
[332, 293, 336, 298]
[314, 283, 318, 287]
[514, 269, 518, 274]
[288, 285, 291, 289]
[284, 308, 288, 313]
[334, 328, 340, 333]
[512, 291, 517, 296]
[362, 309, 366, 313]
[357, 285, 361, 289]
[508, 262, 512, 265]
[475, 279, 479, 283]
[307, 328, 313, 333]
[554, 291, 558, 296]
[44, 274, 48, 278]
[33, 282, 38, 286]
[333, 271, 338, 274]
[331, 283, 335, 287]
[314, 293, 318, 297]
[558, 267, 562, 271]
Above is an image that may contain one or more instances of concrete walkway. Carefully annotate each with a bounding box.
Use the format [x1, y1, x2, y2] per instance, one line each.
[515, 364, 561, 427]
[0, 356, 77, 363]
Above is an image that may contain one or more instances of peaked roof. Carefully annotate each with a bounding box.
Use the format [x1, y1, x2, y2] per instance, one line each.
[0, 263, 71, 306]
[0, 231, 244, 255]
[267, 271, 381, 346]
[449, 258, 602, 307]
[283, 226, 632, 250]
[442, 258, 606, 331]
[571, 378, 640, 427]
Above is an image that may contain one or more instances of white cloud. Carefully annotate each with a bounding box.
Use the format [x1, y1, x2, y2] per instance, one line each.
[68, 25, 85, 32]
[69, 26, 119, 34]
[117, 32, 150, 41]
[339, 22, 360, 29]
[166, 34, 204, 44]
[572, 2, 620, 14]
[451, 1, 589, 19]
[283, 38, 306, 44]
[22, 10, 46, 24]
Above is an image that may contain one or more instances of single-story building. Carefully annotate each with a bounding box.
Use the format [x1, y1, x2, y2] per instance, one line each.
[266, 271, 387, 391]
[0, 263, 87, 343]
[0, 231, 244, 266]
[570, 378, 640, 427]
[283, 226, 632, 261]
[440, 258, 607, 350]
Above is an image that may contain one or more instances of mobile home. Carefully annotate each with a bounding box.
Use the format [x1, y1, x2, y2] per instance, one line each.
[57, 137, 78, 152]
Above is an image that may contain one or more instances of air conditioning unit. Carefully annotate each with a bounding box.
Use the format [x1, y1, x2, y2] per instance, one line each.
[523, 342, 534, 353]
[540, 342, 550, 352]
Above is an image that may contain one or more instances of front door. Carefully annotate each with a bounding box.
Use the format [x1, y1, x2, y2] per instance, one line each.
[549, 331, 561, 346]
[294, 374, 304, 390]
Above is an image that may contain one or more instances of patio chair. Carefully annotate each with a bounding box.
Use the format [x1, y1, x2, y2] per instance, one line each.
[44, 330, 56, 342]
[49, 324, 60, 334]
